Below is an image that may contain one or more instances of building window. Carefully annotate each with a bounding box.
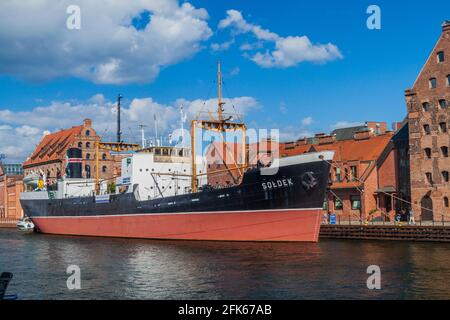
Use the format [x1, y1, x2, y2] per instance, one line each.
[439, 100, 447, 109]
[78, 142, 82, 148]
[443, 171, 450, 182]
[85, 130, 90, 136]
[86, 142, 91, 148]
[351, 196, 361, 210]
[102, 166, 107, 173]
[426, 172, 433, 185]
[335, 167, 341, 182]
[334, 197, 343, 210]
[423, 124, 431, 135]
[86, 153, 90, 160]
[422, 102, 430, 111]
[445, 197, 449, 208]
[85, 165, 91, 179]
[437, 51, 445, 63]
[350, 166, 358, 180]
[102, 153, 107, 160]
[429, 78, 437, 89]
[425, 148, 432, 159]
[442, 146, 449, 157]
[440, 122, 447, 133]
[447, 74, 450, 86]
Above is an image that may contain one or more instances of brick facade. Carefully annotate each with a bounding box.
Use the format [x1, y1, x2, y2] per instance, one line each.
[280, 127, 399, 222]
[406, 21, 450, 221]
[0, 165, 24, 221]
[206, 140, 279, 187]
[23, 119, 115, 185]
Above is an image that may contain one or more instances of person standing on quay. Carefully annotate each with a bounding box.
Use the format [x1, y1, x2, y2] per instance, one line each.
[322, 212, 329, 224]
[409, 208, 416, 225]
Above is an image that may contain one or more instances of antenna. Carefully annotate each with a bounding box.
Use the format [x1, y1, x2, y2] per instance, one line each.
[138, 125, 147, 148]
[180, 106, 187, 146]
[153, 114, 159, 147]
[117, 94, 123, 143]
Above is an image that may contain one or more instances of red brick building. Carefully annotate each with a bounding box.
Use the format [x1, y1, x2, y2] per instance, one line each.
[23, 119, 115, 185]
[205, 126, 400, 221]
[406, 21, 450, 221]
[280, 126, 399, 222]
[206, 139, 279, 187]
[0, 164, 24, 222]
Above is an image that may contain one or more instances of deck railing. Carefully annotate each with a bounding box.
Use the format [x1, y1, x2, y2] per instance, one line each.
[0, 218, 19, 225]
[321, 215, 450, 227]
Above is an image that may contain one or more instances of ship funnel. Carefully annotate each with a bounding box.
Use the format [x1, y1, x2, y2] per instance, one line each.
[66, 148, 82, 179]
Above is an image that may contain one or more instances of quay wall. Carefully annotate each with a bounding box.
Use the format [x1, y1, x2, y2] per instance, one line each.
[320, 224, 450, 242]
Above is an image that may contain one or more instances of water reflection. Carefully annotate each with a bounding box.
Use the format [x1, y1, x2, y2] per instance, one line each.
[1, 229, 450, 299]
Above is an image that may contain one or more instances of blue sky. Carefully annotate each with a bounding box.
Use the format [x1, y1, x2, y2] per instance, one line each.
[0, 0, 448, 161]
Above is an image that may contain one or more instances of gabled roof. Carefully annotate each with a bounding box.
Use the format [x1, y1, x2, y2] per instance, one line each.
[281, 133, 393, 162]
[310, 134, 393, 162]
[23, 126, 83, 167]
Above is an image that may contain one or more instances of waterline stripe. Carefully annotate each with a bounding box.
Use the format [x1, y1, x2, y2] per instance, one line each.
[31, 207, 322, 219]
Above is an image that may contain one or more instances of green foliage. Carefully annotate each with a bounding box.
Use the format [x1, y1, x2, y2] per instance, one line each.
[107, 182, 116, 194]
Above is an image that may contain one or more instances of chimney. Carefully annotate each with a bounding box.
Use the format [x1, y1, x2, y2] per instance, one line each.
[318, 135, 336, 145]
[315, 133, 326, 138]
[83, 119, 92, 127]
[404, 88, 416, 97]
[354, 129, 372, 140]
[442, 20, 450, 33]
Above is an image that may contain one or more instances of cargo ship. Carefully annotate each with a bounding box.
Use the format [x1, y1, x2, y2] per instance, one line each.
[20, 63, 334, 242]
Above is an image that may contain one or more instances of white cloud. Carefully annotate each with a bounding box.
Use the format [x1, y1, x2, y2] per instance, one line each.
[218, 9, 342, 68]
[263, 114, 314, 142]
[239, 42, 263, 51]
[210, 39, 234, 52]
[330, 121, 364, 130]
[228, 67, 240, 76]
[279, 102, 288, 115]
[89, 94, 106, 105]
[176, 96, 259, 119]
[15, 125, 41, 137]
[301, 116, 313, 126]
[278, 126, 313, 142]
[0, 94, 259, 162]
[0, 1, 212, 84]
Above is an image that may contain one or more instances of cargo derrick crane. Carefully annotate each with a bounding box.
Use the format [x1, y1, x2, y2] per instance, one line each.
[94, 62, 249, 196]
[190, 61, 247, 193]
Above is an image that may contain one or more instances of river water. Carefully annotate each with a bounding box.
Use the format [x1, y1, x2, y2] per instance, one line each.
[1, 228, 450, 299]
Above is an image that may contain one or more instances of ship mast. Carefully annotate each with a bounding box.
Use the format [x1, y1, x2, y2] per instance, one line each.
[217, 60, 224, 122]
[117, 94, 123, 143]
[190, 61, 247, 193]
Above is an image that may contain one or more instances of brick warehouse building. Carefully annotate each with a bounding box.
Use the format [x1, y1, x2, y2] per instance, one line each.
[280, 124, 402, 222]
[23, 119, 115, 186]
[0, 164, 24, 222]
[406, 21, 450, 221]
[206, 139, 279, 187]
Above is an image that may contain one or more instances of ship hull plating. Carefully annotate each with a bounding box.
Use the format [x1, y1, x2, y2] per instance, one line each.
[30, 208, 322, 242]
[21, 156, 331, 242]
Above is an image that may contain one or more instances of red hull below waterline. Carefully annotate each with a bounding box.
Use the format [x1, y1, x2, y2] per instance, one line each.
[31, 209, 322, 242]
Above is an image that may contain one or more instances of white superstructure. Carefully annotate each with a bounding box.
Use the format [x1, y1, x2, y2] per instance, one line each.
[117, 147, 207, 200]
